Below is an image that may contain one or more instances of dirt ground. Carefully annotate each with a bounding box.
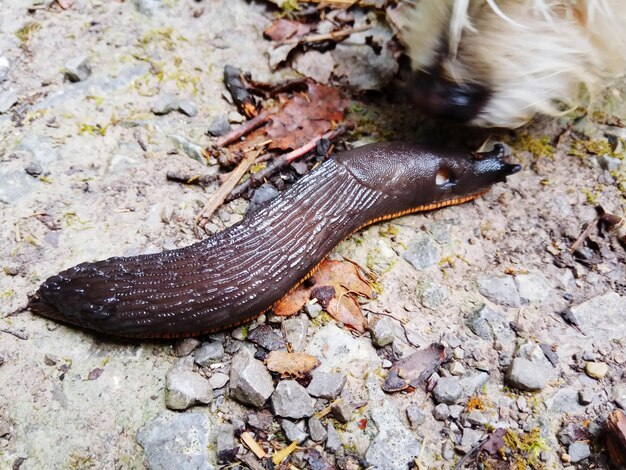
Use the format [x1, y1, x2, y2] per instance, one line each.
[1, 1, 625, 469]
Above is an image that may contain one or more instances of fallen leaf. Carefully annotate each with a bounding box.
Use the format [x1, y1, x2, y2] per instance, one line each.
[480, 428, 507, 455]
[264, 19, 311, 42]
[240, 432, 267, 459]
[266, 351, 320, 377]
[383, 343, 446, 392]
[274, 259, 371, 332]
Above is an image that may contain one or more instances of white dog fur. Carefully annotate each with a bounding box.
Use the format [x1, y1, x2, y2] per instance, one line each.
[389, 0, 626, 127]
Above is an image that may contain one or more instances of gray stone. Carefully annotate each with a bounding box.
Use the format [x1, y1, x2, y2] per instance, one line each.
[368, 316, 395, 347]
[173, 338, 201, 357]
[207, 115, 231, 136]
[466, 411, 488, 426]
[461, 428, 483, 448]
[585, 361, 608, 379]
[515, 273, 551, 304]
[169, 134, 205, 163]
[558, 423, 586, 446]
[25, 161, 43, 176]
[433, 403, 450, 420]
[466, 304, 515, 344]
[547, 388, 586, 414]
[137, 411, 214, 470]
[0, 89, 17, 113]
[569, 292, 626, 342]
[305, 301, 323, 319]
[165, 367, 213, 410]
[64, 56, 91, 82]
[406, 405, 426, 429]
[216, 424, 238, 463]
[568, 442, 590, 463]
[449, 361, 465, 376]
[477, 276, 521, 307]
[427, 220, 453, 243]
[506, 358, 551, 391]
[611, 385, 626, 409]
[247, 410, 274, 432]
[578, 388, 593, 405]
[152, 94, 179, 115]
[282, 315, 308, 351]
[0, 57, 8, 82]
[419, 282, 450, 310]
[132, 0, 163, 15]
[449, 405, 464, 419]
[195, 342, 225, 367]
[281, 419, 308, 443]
[308, 416, 327, 443]
[247, 324, 285, 351]
[442, 441, 454, 460]
[331, 400, 353, 423]
[178, 100, 198, 117]
[248, 183, 280, 213]
[307, 370, 346, 399]
[460, 372, 490, 397]
[326, 423, 341, 452]
[209, 372, 229, 389]
[433, 377, 463, 404]
[403, 233, 440, 270]
[229, 350, 274, 407]
[271, 380, 315, 419]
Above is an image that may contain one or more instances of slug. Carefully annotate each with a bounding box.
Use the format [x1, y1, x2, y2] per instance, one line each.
[28, 142, 521, 338]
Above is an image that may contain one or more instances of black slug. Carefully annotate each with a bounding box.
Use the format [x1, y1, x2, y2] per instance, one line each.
[28, 142, 521, 338]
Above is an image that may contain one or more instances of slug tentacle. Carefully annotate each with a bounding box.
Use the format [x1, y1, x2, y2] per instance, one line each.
[29, 142, 520, 338]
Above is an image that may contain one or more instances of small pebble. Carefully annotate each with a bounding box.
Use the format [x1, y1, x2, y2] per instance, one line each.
[64, 56, 91, 82]
[0, 89, 17, 113]
[173, 338, 200, 357]
[578, 388, 593, 405]
[305, 301, 323, 319]
[449, 405, 463, 419]
[194, 341, 225, 366]
[449, 361, 465, 376]
[207, 115, 231, 136]
[25, 162, 43, 176]
[433, 403, 450, 421]
[271, 380, 315, 419]
[331, 400, 353, 423]
[44, 353, 59, 366]
[326, 423, 341, 452]
[432, 377, 463, 404]
[584, 361, 608, 380]
[209, 372, 229, 389]
[216, 424, 238, 463]
[282, 419, 308, 443]
[308, 416, 327, 443]
[178, 100, 198, 117]
[152, 95, 179, 115]
[568, 442, 590, 463]
[406, 405, 426, 429]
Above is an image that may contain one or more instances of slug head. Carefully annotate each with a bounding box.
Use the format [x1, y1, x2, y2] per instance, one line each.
[335, 142, 521, 211]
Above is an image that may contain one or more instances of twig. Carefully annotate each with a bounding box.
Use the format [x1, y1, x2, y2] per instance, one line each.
[1, 328, 29, 340]
[196, 150, 260, 228]
[570, 216, 599, 253]
[166, 171, 215, 186]
[217, 112, 271, 147]
[227, 124, 348, 202]
[282, 25, 371, 45]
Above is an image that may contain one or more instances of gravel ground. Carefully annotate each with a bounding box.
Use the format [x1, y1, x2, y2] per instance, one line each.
[1, 1, 625, 469]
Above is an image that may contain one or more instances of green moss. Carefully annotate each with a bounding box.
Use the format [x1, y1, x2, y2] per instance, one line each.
[1, 290, 15, 299]
[378, 224, 399, 238]
[581, 188, 599, 205]
[516, 134, 555, 159]
[16, 21, 41, 43]
[78, 123, 107, 136]
[503, 428, 550, 469]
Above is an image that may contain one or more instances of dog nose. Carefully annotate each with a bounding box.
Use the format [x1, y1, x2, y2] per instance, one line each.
[409, 70, 490, 123]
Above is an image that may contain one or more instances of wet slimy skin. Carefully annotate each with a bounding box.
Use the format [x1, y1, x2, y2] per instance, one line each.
[28, 142, 520, 338]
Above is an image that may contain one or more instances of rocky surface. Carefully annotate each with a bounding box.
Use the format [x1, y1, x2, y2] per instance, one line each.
[1, 0, 625, 468]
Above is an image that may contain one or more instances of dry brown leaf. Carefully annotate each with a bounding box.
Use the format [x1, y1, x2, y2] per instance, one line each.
[264, 19, 312, 42]
[266, 351, 320, 377]
[274, 259, 371, 333]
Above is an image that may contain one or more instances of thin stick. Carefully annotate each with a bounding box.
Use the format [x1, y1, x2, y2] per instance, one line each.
[227, 124, 348, 202]
[196, 150, 260, 228]
[570, 216, 599, 253]
[217, 112, 271, 147]
[282, 25, 371, 45]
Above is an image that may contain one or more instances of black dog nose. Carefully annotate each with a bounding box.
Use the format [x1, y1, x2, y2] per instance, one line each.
[408, 70, 490, 123]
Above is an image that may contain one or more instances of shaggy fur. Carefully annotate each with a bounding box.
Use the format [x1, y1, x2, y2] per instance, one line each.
[389, 0, 626, 127]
